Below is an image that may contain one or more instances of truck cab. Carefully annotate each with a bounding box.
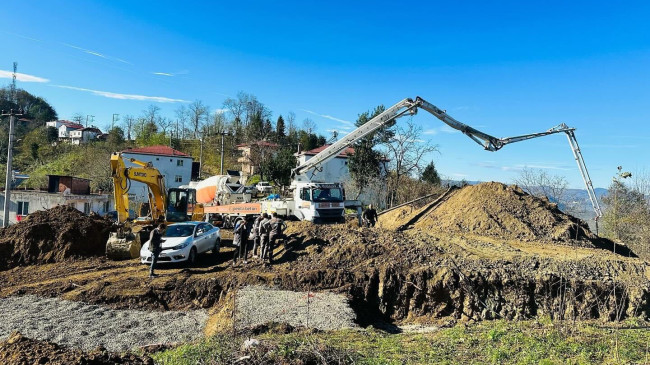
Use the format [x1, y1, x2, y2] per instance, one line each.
[293, 182, 345, 223]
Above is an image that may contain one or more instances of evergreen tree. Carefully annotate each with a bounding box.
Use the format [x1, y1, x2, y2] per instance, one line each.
[421, 161, 441, 185]
[276, 115, 286, 142]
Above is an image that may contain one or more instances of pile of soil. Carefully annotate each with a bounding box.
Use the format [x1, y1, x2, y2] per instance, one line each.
[0, 205, 112, 271]
[383, 182, 595, 244]
[0, 332, 153, 364]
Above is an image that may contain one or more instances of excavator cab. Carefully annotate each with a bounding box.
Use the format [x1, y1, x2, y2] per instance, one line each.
[166, 188, 198, 222]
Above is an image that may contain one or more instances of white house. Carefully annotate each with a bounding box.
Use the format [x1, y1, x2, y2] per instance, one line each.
[295, 144, 355, 183]
[121, 145, 193, 203]
[0, 175, 113, 226]
[70, 127, 102, 145]
[46, 120, 85, 140]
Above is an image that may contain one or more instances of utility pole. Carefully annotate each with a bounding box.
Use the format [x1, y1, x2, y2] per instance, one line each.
[86, 115, 95, 128]
[199, 136, 204, 179]
[112, 114, 119, 130]
[2, 108, 23, 227]
[219, 131, 229, 175]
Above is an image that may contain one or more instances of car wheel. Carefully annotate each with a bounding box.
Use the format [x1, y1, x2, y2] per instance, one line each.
[212, 238, 221, 254]
[187, 247, 198, 266]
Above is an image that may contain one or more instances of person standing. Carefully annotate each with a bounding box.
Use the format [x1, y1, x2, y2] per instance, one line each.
[259, 213, 271, 263]
[268, 212, 287, 266]
[251, 215, 263, 258]
[149, 223, 166, 278]
[362, 204, 378, 227]
[232, 218, 246, 265]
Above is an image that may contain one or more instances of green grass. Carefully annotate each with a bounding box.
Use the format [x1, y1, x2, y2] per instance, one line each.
[152, 319, 650, 364]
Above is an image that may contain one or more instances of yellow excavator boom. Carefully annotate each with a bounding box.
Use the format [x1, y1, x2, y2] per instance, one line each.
[110, 152, 167, 223]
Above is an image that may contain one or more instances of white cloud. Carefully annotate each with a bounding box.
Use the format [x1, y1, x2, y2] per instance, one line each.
[423, 125, 460, 135]
[62, 43, 131, 64]
[152, 70, 189, 77]
[477, 161, 571, 172]
[0, 70, 49, 83]
[301, 109, 354, 126]
[54, 85, 188, 103]
[440, 125, 460, 134]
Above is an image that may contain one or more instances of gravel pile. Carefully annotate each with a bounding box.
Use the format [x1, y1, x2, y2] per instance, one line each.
[0, 295, 208, 352]
[234, 286, 357, 331]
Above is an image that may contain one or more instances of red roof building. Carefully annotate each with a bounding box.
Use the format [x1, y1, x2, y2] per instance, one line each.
[299, 144, 355, 158]
[122, 145, 190, 157]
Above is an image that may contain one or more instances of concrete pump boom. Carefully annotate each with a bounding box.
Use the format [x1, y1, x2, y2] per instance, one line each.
[292, 96, 602, 221]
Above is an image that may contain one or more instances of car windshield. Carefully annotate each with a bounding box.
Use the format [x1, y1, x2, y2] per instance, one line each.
[311, 187, 344, 202]
[164, 225, 195, 237]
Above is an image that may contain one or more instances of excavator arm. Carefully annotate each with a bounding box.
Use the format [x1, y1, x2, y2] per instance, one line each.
[291, 96, 602, 221]
[110, 152, 168, 223]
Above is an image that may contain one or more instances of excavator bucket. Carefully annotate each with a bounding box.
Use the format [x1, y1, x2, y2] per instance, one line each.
[105, 225, 149, 260]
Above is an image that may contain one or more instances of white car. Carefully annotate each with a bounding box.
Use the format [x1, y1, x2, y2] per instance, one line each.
[140, 222, 221, 265]
[256, 181, 273, 195]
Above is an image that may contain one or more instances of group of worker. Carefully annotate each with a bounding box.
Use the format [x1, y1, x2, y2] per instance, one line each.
[147, 204, 377, 276]
[232, 212, 287, 266]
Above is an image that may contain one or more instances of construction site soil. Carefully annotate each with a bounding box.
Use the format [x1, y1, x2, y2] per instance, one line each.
[0, 331, 153, 364]
[0, 205, 112, 270]
[0, 182, 648, 330]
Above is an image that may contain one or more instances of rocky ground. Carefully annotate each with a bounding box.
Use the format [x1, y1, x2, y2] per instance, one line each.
[0, 331, 153, 364]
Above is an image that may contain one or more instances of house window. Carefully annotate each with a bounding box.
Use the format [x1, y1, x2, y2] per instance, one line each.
[103, 201, 110, 213]
[84, 202, 91, 214]
[17, 201, 29, 215]
[177, 159, 184, 167]
[175, 175, 183, 183]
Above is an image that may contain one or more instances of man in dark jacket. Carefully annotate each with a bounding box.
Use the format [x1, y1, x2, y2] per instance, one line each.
[362, 204, 378, 227]
[149, 223, 166, 278]
[267, 212, 287, 265]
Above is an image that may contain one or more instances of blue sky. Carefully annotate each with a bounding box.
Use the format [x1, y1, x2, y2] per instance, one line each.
[1, 1, 649, 189]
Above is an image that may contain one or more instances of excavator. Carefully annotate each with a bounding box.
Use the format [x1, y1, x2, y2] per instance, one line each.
[106, 152, 203, 259]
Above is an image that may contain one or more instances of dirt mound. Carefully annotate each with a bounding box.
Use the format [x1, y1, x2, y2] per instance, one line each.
[1, 219, 647, 327]
[378, 205, 421, 230]
[0, 331, 153, 364]
[383, 182, 595, 244]
[0, 205, 112, 270]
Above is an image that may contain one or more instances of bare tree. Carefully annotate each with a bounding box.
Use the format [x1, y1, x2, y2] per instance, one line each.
[212, 110, 228, 133]
[71, 113, 84, 124]
[156, 116, 173, 135]
[302, 118, 316, 134]
[142, 105, 161, 125]
[188, 100, 209, 138]
[122, 115, 135, 141]
[223, 94, 247, 124]
[514, 168, 569, 206]
[382, 120, 438, 207]
[287, 111, 297, 136]
[222, 91, 271, 128]
[175, 105, 189, 139]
